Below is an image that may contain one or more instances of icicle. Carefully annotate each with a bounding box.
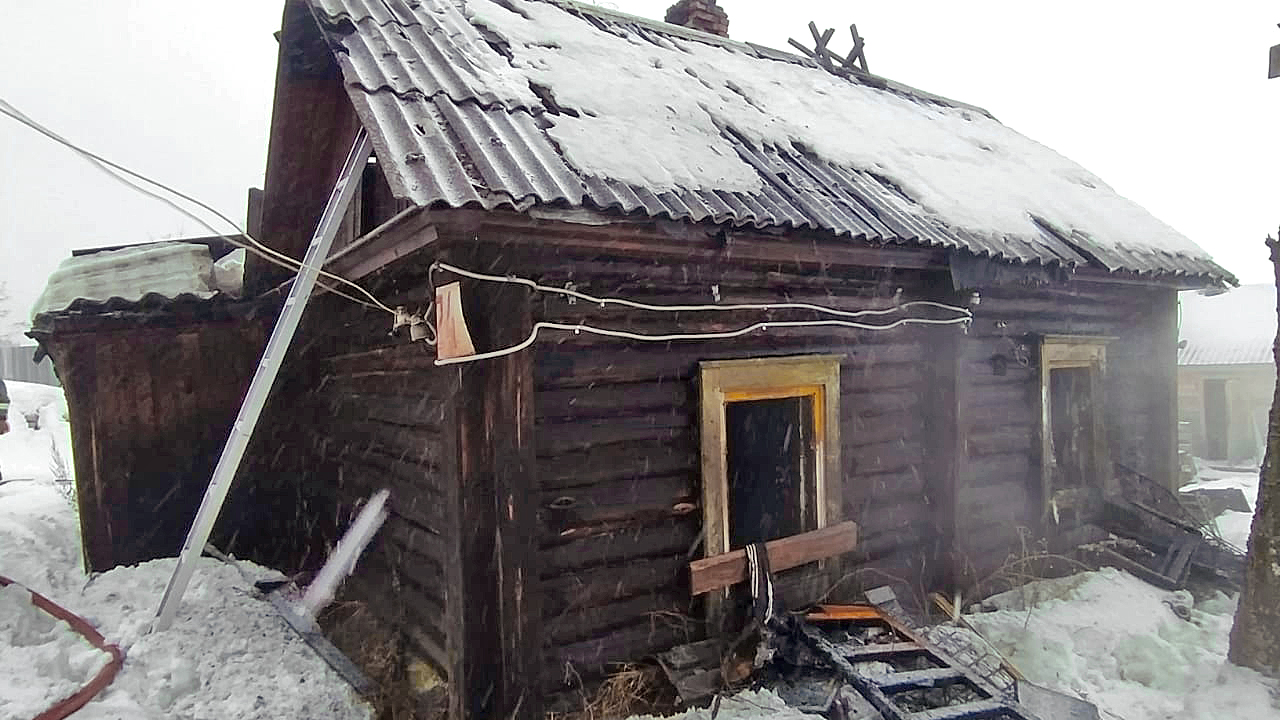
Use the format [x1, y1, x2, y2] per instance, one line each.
[300, 489, 390, 620]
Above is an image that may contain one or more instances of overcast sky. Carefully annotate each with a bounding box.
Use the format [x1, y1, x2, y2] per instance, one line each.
[1, 1, 1276, 340]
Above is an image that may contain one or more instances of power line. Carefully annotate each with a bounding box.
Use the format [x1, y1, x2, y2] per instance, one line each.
[0, 97, 396, 315]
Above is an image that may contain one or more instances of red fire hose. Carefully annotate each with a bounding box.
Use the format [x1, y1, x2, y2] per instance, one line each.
[0, 575, 125, 720]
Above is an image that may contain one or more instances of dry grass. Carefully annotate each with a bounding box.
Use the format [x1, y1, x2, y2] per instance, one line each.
[548, 664, 677, 720]
[319, 600, 445, 720]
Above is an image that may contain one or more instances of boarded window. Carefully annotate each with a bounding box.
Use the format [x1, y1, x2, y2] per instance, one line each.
[698, 356, 841, 559]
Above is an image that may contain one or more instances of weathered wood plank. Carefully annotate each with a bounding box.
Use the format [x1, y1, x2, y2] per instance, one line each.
[542, 555, 688, 616]
[545, 591, 692, 646]
[689, 521, 859, 595]
[539, 438, 696, 490]
[541, 518, 699, 575]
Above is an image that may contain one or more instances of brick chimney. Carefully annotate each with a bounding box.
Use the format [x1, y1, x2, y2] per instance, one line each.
[664, 0, 729, 38]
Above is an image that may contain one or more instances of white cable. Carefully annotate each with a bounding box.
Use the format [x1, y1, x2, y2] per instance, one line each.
[433, 260, 972, 320]
[434, 315, 971, 366]
[0, 97, 397, 316]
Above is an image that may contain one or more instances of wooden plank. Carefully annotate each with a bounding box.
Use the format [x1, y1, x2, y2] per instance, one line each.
[688, 521, 859, 595]
[542, 555, 688, 617]
[541, 517, 698, 574]
[325, 209, 438, 281]
[453, 253, 543, 720]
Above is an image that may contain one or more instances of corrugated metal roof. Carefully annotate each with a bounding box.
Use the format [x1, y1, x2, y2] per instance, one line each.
[1179, 285, 1277, 366]
[308, 0, 1232, 282]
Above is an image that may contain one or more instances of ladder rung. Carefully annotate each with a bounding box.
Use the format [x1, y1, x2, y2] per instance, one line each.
[907, 699, 1009, 720]
[842, 642, 928, 661]
[876, 667, 966, 692]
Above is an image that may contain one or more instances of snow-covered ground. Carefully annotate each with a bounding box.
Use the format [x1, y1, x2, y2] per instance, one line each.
[1181, 458, 1261, 551]
[0, 381, 371, 720]
[967, 569, 1280, 720]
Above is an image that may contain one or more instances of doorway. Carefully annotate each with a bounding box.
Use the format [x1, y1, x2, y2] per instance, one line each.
[725, 395, 816, 548]
[1049, 367, 1095, 493]
[1203, 379, 1229, 460]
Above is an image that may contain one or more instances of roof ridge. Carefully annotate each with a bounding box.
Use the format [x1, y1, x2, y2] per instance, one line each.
[544, 0, 993, 117]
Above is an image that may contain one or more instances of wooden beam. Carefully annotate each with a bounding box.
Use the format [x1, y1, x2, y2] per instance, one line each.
[688, 521, 858, 596]
[325, 208, 437, 281]
[455, 246, 543, 720]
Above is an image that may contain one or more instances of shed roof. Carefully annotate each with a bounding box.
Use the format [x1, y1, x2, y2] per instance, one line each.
[31, 242, 244, 321]
[307, 0, 1232, 283]
[1178, 284, 1277, 366]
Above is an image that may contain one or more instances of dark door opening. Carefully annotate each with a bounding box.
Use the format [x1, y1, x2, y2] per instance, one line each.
[725, 395, 815, 549]
[1049, 367, 1095, 494]
[1204, 379, 1229, 460]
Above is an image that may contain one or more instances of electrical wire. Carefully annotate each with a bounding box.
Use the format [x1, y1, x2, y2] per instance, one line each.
[0, 97, 396, 315]
[435, 316, 971, 365]
[432, 260, 971, 320]
[429, 260, 974, 365]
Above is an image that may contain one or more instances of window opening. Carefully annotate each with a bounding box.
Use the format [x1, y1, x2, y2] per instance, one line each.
[698, 356, 841, 561]
[725, 393, 817, 548]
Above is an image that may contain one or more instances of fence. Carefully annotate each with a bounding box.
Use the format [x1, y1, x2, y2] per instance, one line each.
[1, 344, 60, 386]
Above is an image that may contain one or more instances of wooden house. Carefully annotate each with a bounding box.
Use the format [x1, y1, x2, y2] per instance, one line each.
[1177, 284, 1276, 466]
[114, 0, 1237, 716]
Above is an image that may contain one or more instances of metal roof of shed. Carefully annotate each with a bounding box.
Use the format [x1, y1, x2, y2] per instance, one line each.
[1179, 284, 1277, 366]
[307, 0, 1233, 284]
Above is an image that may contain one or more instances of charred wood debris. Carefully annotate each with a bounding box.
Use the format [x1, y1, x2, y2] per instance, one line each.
[650, 465, 1244, 720]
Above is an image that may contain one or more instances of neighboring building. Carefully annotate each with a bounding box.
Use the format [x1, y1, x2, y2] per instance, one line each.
[0, 344, 59, 386]
[33, 0, 1237, 716]
[1178, 284, 1276, 466]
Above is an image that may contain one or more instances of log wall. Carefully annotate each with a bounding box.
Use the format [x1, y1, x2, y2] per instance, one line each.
[952, 281, 1178, 583]
[240, 253, 463, 694]
[484, 246, 960, 695]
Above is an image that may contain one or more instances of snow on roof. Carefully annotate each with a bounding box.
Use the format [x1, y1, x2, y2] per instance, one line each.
[1178, 284, 1277, 366]
[31, 242, 243, 319]
[309, 0, 1232, 282]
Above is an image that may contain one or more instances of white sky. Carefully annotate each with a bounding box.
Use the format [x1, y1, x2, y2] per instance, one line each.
[1, 1, 1276, 339]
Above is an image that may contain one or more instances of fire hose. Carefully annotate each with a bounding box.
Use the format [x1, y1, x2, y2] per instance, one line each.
[0, 575, 125, 720]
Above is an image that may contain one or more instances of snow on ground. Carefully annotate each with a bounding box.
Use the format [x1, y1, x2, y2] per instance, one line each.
[966, 568, 1280, 720]
[0, 381, 372, 720]
[1181, 458, 1261, 551]
[0, 582, 112, 720]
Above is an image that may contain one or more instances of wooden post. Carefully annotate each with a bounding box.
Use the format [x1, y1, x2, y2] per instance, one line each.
[925, 278, 962, 591]
[454, 246, 542, 720]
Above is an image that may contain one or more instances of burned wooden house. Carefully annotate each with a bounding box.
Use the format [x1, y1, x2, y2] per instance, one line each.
[45, 0, 1235, 716]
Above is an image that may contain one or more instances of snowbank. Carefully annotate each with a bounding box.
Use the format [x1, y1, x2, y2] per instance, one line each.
[0, 583, 112, 720]
[1182, 459, 1260, 550]
[966, 569, 1280, 720]
[0, 385, 371, 719]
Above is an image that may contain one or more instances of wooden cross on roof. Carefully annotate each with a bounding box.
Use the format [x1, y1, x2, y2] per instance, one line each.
[789, 22, 869, 76]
